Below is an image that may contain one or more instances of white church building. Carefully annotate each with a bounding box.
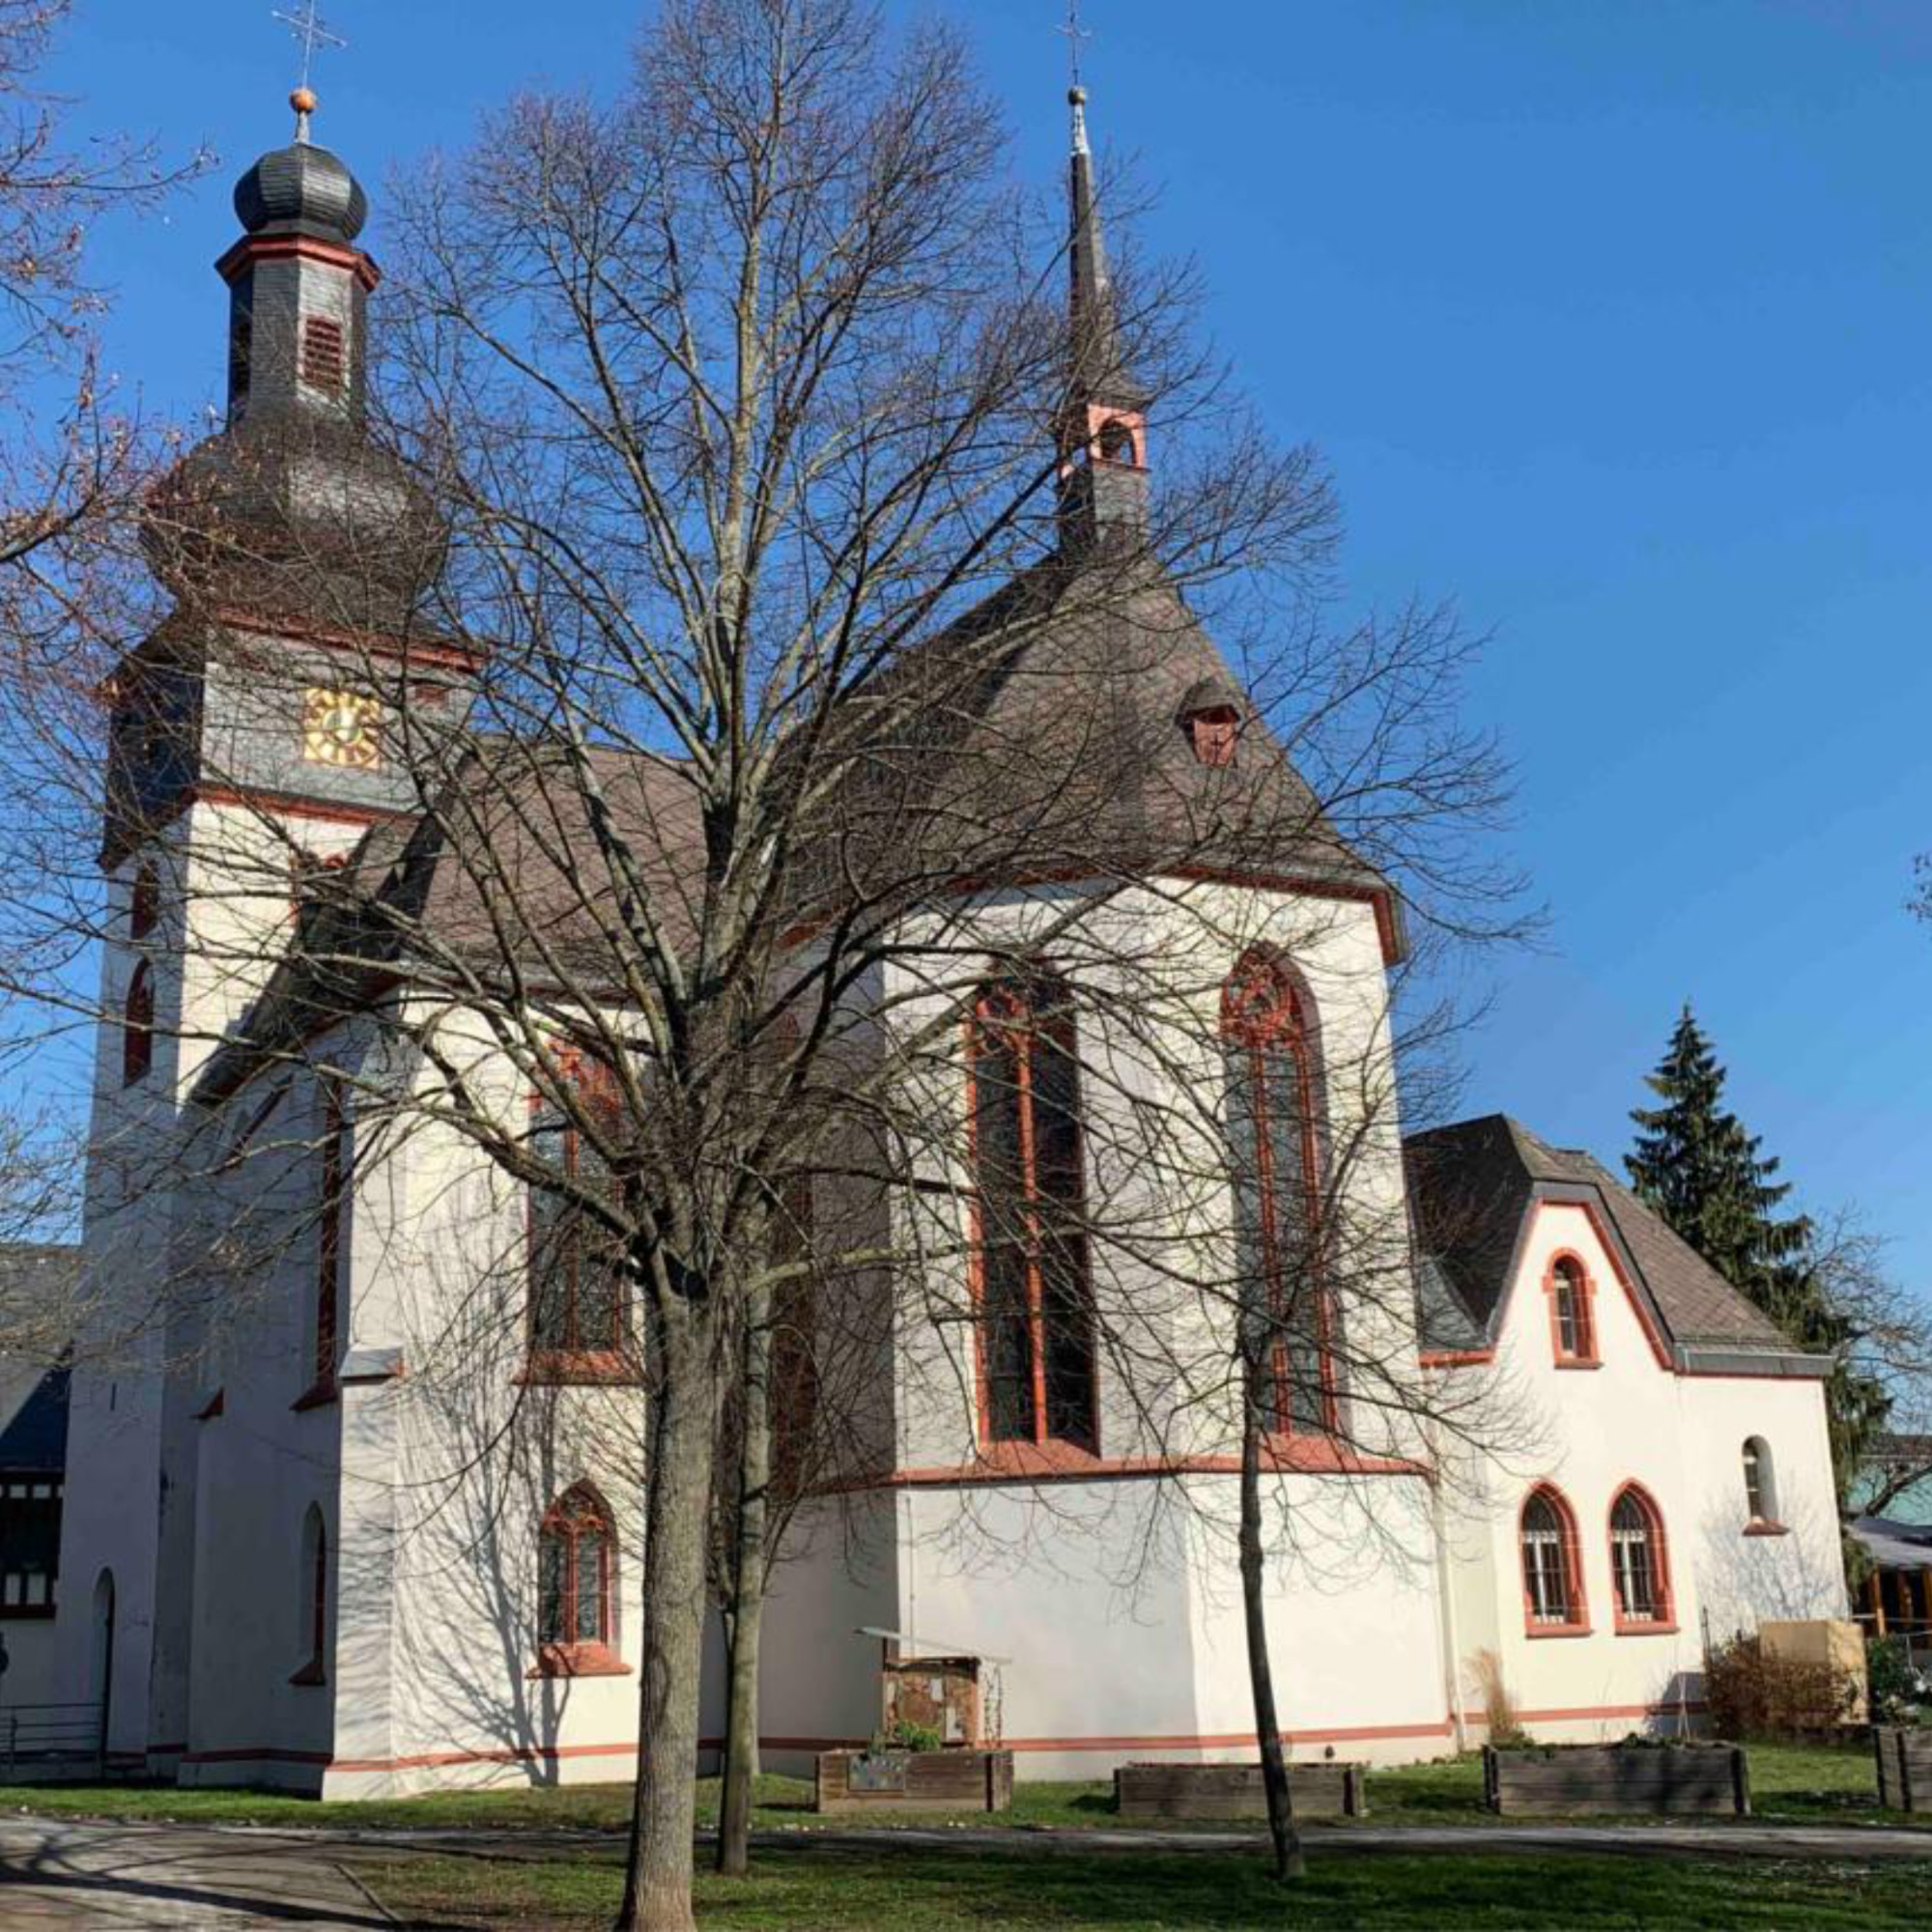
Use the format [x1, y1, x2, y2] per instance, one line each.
[34, 89, 1847, 1797]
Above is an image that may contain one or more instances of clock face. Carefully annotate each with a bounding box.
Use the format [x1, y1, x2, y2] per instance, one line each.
[302, 687, 383, 770]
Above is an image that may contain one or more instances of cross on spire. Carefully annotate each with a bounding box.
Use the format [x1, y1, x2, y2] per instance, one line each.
[272, 2, 346, 141]
[1058, 0, 1092, 92]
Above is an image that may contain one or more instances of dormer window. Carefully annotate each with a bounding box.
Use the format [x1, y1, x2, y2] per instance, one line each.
[1177, 679, 1243, 768]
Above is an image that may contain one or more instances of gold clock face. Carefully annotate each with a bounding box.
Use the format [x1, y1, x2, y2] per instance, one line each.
[302, 687, 383, 770]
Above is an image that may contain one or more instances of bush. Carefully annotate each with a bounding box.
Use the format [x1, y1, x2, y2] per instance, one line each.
[870, 1718, 945, 1754]
[1704, 1633, 1861, 1738]
[1867, 1635, 1931, 1727]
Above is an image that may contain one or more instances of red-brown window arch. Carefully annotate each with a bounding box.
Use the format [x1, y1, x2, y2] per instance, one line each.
[539, 1484, 615, 1661]
[122, 962, 154, 1087]
[1520, 1484, 1588, 1634]
[1221, 950, 1338, 1435]
[1608, 1483, 1674, 1631]
[1545, 1253, 1598, 1367]
[967, 968, 1097, 1453]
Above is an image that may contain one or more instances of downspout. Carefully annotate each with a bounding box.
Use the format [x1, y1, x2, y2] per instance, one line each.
[1426, 1394, 1468, 1753]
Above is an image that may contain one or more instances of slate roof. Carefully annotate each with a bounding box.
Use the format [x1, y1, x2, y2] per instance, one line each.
[1850, 1515, 1932, 1572]
[0, 1242, 76, 1471]
[1403, 1113, 1818, 1372]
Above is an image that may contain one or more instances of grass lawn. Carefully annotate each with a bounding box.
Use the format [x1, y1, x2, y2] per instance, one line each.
[361, 1841, 1932, 1930]
[0, 1741, 1917, 1835]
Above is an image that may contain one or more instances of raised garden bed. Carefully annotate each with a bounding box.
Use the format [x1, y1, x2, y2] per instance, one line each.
[1483, 1742, 1749, 1817]
[1873, 1726, 1932, 1812]
[1114, 1760, 1368, 1820]
[813, 1747, 1013, 1814]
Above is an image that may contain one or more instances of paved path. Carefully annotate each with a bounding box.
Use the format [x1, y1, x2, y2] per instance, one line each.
[5, 1811, 1932, 1928]
[0, 1819, 393, 1929]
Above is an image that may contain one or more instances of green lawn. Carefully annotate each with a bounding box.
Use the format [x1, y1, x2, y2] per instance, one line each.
[0, 1741, 1913, 1835]
[361, 1842, 1932, 1930]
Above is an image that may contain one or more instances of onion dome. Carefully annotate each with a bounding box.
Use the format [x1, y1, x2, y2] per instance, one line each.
[234, 124, 368, 243]
[142, 412, 449, 634]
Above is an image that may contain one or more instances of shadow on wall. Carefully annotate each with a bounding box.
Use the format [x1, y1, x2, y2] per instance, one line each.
[1692, 1487, 1846, 1644]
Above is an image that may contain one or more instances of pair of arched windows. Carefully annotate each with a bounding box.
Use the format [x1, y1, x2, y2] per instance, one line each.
[1520, 1482, 1673, 1634]
[962, 948, 1339, 1455]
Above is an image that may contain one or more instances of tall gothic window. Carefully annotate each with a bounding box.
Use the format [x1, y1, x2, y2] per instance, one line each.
[967, 969, 1097, 1453]
[1743, 1436, 1780, 1526]
[314, 1081, 345, 1393]
[1609, 1484, 1672, 1629]
[1520, 1485, 1587, 1633]
[539, 1484, 614, 1654]
[1222, 950, 1338, 1435]
[122, 962, 155, 1087]
[528, 1059, 627, 1368]
[0, 1472, 62, 1616]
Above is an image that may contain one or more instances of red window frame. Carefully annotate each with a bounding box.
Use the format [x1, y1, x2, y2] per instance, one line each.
[526, 1055, 630, 1379]
[535, 1485, 627, 1677]
[1520, 1483, 1590, 1635]
[1608, 1482, 1675, 1633]
[965, 970, 1098, 1457]
[1221, 950, 1339, 1436]
[122, 962, 154, 1087]
[1186, 706, 1240, 768]
[1544, 1252, 1599, 1367]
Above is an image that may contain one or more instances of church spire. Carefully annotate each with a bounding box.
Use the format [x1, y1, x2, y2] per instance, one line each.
[1059, 84, 1150, 553]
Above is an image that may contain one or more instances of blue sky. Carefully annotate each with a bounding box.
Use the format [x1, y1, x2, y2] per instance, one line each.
[43, 2, 1932, 1292]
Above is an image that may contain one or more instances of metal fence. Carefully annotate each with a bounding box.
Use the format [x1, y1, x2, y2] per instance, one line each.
[0, 1702, 108, 1779]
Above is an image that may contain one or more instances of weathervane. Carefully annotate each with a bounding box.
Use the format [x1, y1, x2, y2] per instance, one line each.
[271, 2, 347, 142]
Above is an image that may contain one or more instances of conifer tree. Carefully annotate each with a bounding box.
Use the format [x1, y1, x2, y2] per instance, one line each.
[1628, 1004, 1887, 1502]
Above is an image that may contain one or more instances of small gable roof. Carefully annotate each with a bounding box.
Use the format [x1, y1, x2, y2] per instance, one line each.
[1404, 1114, 1825, 1376]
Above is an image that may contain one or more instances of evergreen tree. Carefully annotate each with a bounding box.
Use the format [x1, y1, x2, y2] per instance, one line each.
[1628, 1004, 1888, 1504]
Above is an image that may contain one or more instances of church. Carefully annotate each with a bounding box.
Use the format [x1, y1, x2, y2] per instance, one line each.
[31, 77, 1848, 1797]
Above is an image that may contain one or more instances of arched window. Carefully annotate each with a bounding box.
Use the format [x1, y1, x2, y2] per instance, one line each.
[1608, 1484, 1673, 1630]
[122, 963, 154, 1087]
[1520, 1485, 1587, 1633]
[1222, 950, 1339, 1435]
[292, 1506, 327, 1685]
[967, 968, 1097, 1453]
[1743, 1436, 1780, 1526]
[1546, 1254, 1597, 1366]
[528, 1056, 628, 1369]
[1096, 416, 1140, 467]
[539, 1485, 614, 1659]
[128, 864, 158, 941]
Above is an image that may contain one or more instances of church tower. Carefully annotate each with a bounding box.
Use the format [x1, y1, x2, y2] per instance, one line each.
[62, 84, 466, 1773]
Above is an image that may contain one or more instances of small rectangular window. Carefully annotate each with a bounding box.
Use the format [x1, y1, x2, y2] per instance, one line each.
[0, 1473, 63, 1616]
[301, 315, 347, 392]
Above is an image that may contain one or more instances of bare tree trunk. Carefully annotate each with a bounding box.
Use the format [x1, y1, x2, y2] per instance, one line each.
[618, 1311, 719, 1932]
[716, 1286, 772, 1878]
[1237, 1352, 1305, 1884]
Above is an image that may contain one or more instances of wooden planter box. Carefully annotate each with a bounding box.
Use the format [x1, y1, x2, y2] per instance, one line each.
[1483, 1744, 1749, 1817]
[1114, 1760, 1368, 1821]
[1874, 1726, 1932, 1812]
[813, 1747, 1013, 1814]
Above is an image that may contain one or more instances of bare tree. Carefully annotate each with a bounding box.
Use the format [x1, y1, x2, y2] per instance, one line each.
[11, 3, 1524, 1926]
